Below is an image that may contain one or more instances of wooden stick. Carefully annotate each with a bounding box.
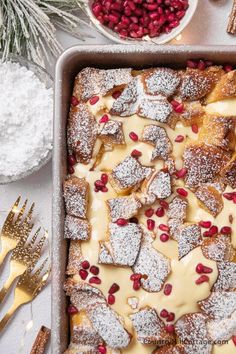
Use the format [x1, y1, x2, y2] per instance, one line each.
[227, 0, 236, 34]
[30, 326, 51, 354]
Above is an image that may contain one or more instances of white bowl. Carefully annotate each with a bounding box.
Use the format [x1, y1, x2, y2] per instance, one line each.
[0, 54, 53, 184]
[86, 0, 198, 44]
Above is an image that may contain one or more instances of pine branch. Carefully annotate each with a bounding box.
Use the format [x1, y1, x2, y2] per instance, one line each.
[0, 0, 90, 67]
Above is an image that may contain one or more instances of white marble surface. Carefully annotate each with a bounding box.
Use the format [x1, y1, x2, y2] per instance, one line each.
[0, 0, 235, 353]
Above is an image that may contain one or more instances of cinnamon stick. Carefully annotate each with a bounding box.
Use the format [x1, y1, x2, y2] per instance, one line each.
[30, 326, 51, 354]
[227, 0, 236, 34]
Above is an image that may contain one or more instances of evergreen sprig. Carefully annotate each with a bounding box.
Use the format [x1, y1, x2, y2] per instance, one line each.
[0, 0, 89, 67]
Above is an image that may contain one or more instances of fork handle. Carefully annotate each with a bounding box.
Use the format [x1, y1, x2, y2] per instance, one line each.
[0, 245, 11, 267]
[0, 301, 20, 332]
[0, 272, 18, 303]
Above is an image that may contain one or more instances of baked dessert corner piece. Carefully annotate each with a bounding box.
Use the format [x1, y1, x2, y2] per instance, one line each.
[64, 175, 89, 219]
[67, 103, 98, 164]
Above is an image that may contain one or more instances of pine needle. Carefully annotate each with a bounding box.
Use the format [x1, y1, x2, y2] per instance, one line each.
[0, 0, 90, 67]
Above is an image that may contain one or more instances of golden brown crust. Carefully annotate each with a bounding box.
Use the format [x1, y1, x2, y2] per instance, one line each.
[198, 115, 235, 151]
[220, 152, 236, 188]
[183, 142, 230, 189]
[67, 104, 98, 164]
[206, 70, 236, 103]
[64, 176, 89, 219]
[195, 185, 223, 217]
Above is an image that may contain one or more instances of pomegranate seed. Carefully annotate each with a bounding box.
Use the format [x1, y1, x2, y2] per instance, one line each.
[71, 96, 79, 106]
[202, 265, 213, 274]
[131, 149, 142, 157]
[68, 155, 76, 166]
[89, 96, 99, 105]
[160, 309, 169, 318]
[223, 192, 236, 201]
[108, 294, 115, 305]
[79, 269, 88, 280]
[196, 263, 204, 274]
[98, 345, 107, 354]
[232, 335, 236, 346]
[175, 168, 187, 178]
[198, 60, 206, 70]
[112, 91, 121, 99]
[133, 279, 141, 290]
[187, 59, 198, 69]
[145, 208, 154, 217]
[199, 220, 212, 229]
[220, 226, 232, 235]
[167, 312, 175, 322]
[191, 124, 199, 134]
[129, 131, 138, 141]
[156, 207, 165, 217]
[130, 273, 142, 281]
[81, 260, 90, 269]
[175, 135, 184, 142]
[102, 186, 108, 192]
[224, 64, 233, 72]
[67, 305, 78, 315]
[89, 276, 101, 285]
[233, 196, 236, 204]
[99, 114, 109, 123]
[68, 166, 74, 174]
[160, 233, 169, 242]
[101, 173, 108, 184]
[176, 188, 188, 197]
[116, 218, 128, 226]
[147, 219, 155, 231]
[164, 283, 172, 296]
[195, 275, 209, 285]
[159, 224, 169, 232]
[95, 180, 104, 189]
[203, 225, 218, 237]
[171, 101, 184, 113]
[160, 200, 169, 209]
[165, 324, 175, 334]
[109, 283, 120, 294]
[90, 265, 99, 275]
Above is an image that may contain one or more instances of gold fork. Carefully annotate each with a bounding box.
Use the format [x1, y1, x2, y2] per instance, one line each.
[0, 259, 50, 331]
[0, 197, 35, 266]
[0, 227, 47, 303]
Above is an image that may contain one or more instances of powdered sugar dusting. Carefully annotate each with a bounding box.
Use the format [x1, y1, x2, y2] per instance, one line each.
[133, 228, 170, 292]
[177, 224, 202, 259]
[143, 68, 181, 96]
[0, 61, 53, 178]
[199, 291, 236, 320]
[175, 313, 212, 354]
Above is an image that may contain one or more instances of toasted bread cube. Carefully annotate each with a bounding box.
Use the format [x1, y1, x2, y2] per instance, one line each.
[221, 153, 236, 188]
[64, 176, 89, 219]
[107, 195, 142, 222]
[73, 67, 132, 101]
[99, 120, 125, 147]
[198, 115, 235, 151]
[201, 234, 235, 262]
[130, 307, 174, 345]
[64, 215, 91, 241]
[206, 70, 236, 103]
[142, 68, 181, 96]
[195, 185, 223, 217]
[67, 103, 98, 164]
[110, 156, 153, 194]
[183, 142, 230, 189]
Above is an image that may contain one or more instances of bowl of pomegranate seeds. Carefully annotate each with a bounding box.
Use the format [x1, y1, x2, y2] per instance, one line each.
[88, 0, 198, 44]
